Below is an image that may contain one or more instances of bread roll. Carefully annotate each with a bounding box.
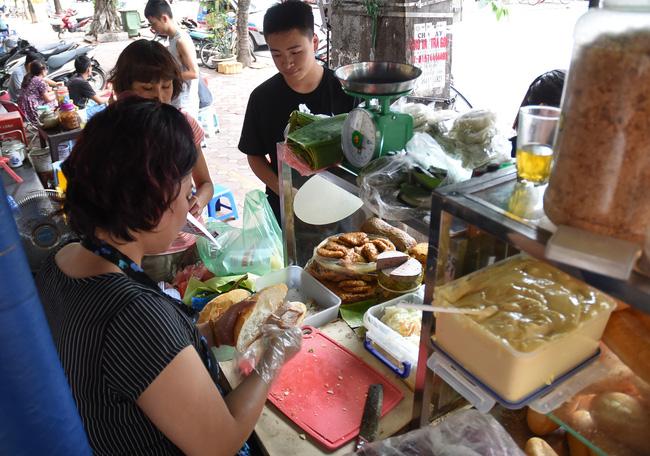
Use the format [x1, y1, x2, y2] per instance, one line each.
[526, 408, 559, 436]
[235, 284, 288, 352]
[602, 309, 650, 384]
[567, 433, 593, 456]
[525, 437, 559, 456]
[590, 392, 650, 453]
[198, 289, 252, 324]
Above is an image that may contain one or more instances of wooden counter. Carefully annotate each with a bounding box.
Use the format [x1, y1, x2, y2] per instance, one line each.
[218, 320, 414, 455]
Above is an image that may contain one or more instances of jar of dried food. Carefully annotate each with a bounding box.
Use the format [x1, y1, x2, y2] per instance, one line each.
[58, 102, 80, 131]
[544, 0, 650, 245]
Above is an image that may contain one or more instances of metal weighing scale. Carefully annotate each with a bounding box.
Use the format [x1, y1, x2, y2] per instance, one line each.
[335, 62, 422, 169]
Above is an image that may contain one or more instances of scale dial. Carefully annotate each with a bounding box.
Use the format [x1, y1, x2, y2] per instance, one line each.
[342, 108, 378, 169]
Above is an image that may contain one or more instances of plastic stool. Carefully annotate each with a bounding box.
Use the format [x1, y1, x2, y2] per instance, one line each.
[198, 106, 219, 138]
[207, 184, 238, 221]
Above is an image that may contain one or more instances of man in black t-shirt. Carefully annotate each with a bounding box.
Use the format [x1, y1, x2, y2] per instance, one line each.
[238, 1, 355, 223]
[67, 56, 110, 109]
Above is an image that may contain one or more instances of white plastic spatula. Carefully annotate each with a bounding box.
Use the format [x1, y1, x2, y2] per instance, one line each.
[396, 302, 498, 318]
[186, 213, 219, 248]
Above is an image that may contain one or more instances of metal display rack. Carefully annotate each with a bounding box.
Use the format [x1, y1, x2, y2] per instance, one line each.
[279, 160, 650, 454]
[413, 165, 650, 454]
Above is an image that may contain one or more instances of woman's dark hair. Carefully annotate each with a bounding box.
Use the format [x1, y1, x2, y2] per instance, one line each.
[263, 0, 314, 38]
[22, 59, 45, 89]
[61, 97, 197, 243]
[521, 70, 566, 108]
[514, 70, 566, 128]
[107, 40, 183, 99]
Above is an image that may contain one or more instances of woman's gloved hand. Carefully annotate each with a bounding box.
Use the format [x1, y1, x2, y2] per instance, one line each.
[236, 321, 302, 385]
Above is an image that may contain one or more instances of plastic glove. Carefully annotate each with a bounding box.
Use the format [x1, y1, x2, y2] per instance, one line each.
[236, 323, 302, 385]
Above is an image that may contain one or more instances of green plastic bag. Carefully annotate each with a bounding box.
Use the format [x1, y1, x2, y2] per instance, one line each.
[197, 190, 284, 276]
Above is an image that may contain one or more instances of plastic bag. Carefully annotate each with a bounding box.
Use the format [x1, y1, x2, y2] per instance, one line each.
[197, 190, 284, 276]
[357, 134, 471, 221]
[357, 153, 426, 221]
[236, 324, 302, 384]
[406, 132, 472, 185]
[429, 109, 512, 169]
[352, 409, 524, 456]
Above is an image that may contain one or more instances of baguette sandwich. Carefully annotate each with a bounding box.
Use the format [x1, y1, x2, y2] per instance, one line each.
[201, 284, 307, 351]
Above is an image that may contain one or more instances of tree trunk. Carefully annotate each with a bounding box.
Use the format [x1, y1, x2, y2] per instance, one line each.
[90, 0, 122, 35]
[236, 0, 252, 67]
[25, 0, 36, 22]
[53, 0, 62, 14]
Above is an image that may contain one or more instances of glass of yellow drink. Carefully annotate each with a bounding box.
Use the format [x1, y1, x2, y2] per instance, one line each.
[516, 106, 561, 185]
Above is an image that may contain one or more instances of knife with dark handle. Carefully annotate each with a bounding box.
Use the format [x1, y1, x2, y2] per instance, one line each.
[355, 384, 383, 452]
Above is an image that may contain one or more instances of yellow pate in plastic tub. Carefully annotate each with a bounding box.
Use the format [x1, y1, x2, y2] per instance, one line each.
[433, 255, 617, 403]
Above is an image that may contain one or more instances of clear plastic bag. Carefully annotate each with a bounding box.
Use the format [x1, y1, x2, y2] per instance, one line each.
[352, 409, 524, 456]
[357, 154, 427, 221]
[433, 109, 511, 169]
[357, 134, 471, 221]
[236, 324, 303, 385]
[406, 132, 472, 185]
[197, 190, 284, 276]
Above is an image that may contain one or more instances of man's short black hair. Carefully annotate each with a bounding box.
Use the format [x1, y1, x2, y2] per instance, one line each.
[74, 55, 91, 75]
[145, 0, 173, 19]
[263, 0, 314, 38]
[25, 51, 39, 66]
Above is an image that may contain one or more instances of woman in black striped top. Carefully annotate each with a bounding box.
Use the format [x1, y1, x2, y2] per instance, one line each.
[36, 98, 301, 455]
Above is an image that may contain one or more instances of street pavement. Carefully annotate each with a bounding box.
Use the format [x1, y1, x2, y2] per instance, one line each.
[7, 0, 589, 223]
[10, 15, 274, 225]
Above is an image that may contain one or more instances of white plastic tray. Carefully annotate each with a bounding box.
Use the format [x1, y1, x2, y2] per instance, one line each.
[256, 266, 341, 327]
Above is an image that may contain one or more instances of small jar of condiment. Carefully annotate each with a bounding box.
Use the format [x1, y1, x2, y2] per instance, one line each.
[55, 86, 70, 106]
[59, 102, 80, 131]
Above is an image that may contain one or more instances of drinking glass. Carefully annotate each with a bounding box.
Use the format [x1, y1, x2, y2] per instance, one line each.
[516, 106, 561, 185]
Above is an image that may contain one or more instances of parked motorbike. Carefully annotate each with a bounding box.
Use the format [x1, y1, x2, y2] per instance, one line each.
[0, 40, 79, 88]
[50, 9, 93, 39]
[179, 16, 256, 66]
[0, 44, 106, 92]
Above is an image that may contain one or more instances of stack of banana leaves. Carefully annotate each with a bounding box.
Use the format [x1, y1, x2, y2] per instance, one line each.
[286, 111, 348, 170]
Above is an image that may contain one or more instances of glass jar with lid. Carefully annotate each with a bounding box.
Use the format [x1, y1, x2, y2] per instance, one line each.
[58, 102, 80, 131]
[544, 0, 650, 245]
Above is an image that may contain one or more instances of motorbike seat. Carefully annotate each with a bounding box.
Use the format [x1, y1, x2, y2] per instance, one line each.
[47, 47, 77, 70]
[47, 45, 93, 70]
[189, 30, 212, 40]
[38, 42, 76, 59]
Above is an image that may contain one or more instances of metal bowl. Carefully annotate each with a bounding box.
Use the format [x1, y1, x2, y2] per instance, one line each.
[334, 62, 422, 96]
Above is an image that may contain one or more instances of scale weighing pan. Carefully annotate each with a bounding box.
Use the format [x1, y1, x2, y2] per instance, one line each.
[335, 62, 422, 169]
[335, 62, 422, 96]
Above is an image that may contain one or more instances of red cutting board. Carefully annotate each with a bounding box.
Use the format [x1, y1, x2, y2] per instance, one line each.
[267, 326, 404, 451]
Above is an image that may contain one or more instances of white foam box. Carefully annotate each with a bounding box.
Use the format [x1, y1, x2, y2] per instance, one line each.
[433, 255, 616, 403]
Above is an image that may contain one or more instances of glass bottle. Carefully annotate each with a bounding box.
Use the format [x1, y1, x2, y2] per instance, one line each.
[544, 0, 650, 245]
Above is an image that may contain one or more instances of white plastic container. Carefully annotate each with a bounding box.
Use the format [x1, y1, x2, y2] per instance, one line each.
[363, 289, 423, 379]
[256, 266, 341, 327]
[434, 256, 617, 403]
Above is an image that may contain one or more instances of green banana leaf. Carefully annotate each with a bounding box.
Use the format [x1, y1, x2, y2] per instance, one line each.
[287, 113, 347, 170]
[182, 274, 256, 305]
[288, 110, 319, 134]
